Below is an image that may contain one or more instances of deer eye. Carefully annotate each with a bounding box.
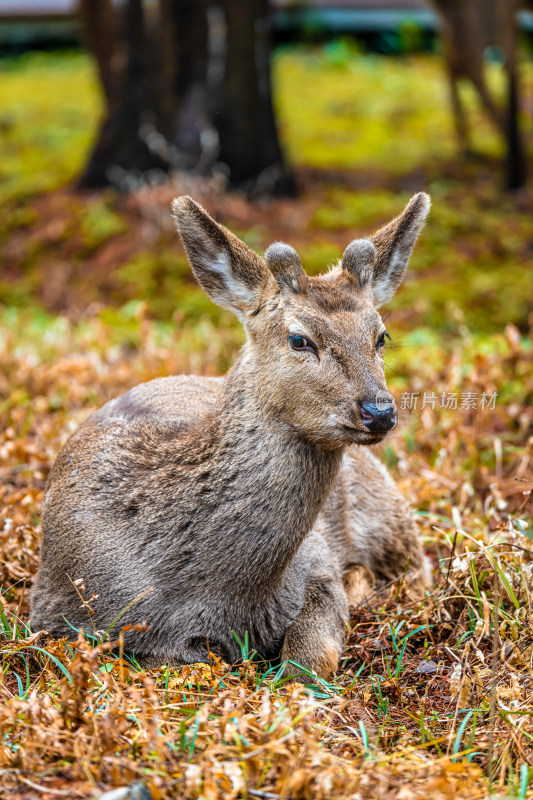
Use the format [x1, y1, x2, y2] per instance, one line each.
[289, 334, 318, 355]
[376, 331, 392, 349]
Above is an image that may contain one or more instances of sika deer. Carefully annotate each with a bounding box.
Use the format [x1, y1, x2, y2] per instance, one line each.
[31, 194, 431, 678]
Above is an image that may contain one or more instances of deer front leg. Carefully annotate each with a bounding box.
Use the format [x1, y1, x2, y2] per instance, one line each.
[281, 577, 348, 681]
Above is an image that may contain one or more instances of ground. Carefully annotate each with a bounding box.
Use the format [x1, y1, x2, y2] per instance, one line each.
[0, 46, 533, 799]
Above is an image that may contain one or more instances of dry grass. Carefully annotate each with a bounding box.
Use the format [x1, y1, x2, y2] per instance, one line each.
[1, 308, 532, 800]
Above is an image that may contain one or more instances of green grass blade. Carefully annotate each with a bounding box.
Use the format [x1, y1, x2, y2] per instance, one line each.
[10, 670, 24, 698]
[104, 586, 154, 637]
[26, 646, 72, 684]
[485, 553, 520, 610]
[452, 710, 473, 761]
[394, 637, 409, 679]
[518, 764, 530, 800]
[359, 720, 369, 756]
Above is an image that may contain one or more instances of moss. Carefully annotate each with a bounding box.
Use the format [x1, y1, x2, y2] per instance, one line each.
[80, 197, 127, 252]
[0, 51, 100, 204]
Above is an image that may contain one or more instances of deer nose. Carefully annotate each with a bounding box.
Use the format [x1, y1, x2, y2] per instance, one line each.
[358, 397, 396, 433]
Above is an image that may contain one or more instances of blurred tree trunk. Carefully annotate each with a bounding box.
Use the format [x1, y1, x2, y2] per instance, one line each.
[430, 0, 526, 190]
[78, 0, 166, 188]
[77, 0, 293, 194]
[158, 0, 214, 169]
[503, 3, 525, 190]
[78, 0, 117, 102]
[215, 0, 295, 194]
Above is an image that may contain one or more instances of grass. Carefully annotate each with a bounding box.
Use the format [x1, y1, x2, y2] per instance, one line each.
[0, 44, 532, 798]
[1, 317, 532, 798]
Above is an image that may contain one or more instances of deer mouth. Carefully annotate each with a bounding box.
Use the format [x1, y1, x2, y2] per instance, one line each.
[341, 424, 388, 445]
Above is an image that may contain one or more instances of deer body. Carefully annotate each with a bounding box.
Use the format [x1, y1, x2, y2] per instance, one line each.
[31, 195, 431, 677]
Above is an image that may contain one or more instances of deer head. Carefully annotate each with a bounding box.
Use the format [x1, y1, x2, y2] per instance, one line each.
[172, 193, 430, 449]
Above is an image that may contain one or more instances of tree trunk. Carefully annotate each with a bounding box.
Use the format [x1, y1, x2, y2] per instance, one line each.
[78, 0, 117, 102]
[503, 2, 526, 189]
[78, 0, 167, 189]
[78, 0, 295, 195]
[213, 0, 295, 195]
[158, 0, 214, 169]
[429, 0, 527, 190]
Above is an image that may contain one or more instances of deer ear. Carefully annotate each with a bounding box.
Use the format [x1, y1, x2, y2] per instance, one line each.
[368, 192, 430, 306]
[172, 196, 272, 321]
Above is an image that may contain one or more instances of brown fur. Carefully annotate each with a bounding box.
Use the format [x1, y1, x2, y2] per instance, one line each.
[343, 565, 376, 609]
[31, 193, 431, 679]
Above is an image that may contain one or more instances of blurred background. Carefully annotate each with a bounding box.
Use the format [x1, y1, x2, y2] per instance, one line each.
[0, 0, 532, 423]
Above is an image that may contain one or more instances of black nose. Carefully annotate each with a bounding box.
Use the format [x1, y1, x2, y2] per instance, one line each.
[359, 399, 396, 433]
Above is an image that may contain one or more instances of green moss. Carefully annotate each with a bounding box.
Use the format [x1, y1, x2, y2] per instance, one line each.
[299, 241, 342, 274]
[116, 251, 207, 321]
[80, 197, 127, 252]
[312, 189, 410, 232]
[0, 51, 100, 203]
[274, 49, 510, 172]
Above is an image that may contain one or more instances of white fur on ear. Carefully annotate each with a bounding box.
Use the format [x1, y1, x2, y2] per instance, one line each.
[372, 248, 403, 306]
[208, 253, 255, 322]
[370, 192, 430, 307]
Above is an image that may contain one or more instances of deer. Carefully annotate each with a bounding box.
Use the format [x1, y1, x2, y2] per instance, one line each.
[30, 193, 431, 679]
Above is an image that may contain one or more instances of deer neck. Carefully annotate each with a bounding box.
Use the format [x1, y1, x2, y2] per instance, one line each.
[203, 352, 343, 592]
